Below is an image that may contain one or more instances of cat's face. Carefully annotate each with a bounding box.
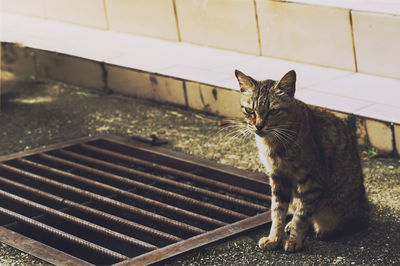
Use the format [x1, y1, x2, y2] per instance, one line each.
[235, 70, 297, 139]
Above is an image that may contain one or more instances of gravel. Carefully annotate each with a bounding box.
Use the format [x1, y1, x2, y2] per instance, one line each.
[0, 75, 399, 265]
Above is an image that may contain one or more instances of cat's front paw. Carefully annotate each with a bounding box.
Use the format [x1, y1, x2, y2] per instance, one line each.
[258, 236, 281, 250]
[284, 237, 303, 252]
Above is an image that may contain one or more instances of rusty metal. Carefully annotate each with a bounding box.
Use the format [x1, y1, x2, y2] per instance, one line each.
[78, 143, 270, 203]
[0, 188, 159, 251]
[116, 212, 272, 266]
[0, 175, 182, 243]
[35, 153, 248, 221]
[0, 163, 204, 236]
[0, 135, 271, 265]
[18, 157, 227, 227]
[0, 207, 129, 261]
[0, 226, 92, 266]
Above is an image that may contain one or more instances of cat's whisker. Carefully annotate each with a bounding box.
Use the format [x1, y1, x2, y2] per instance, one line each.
[224, 126, 253, 144]
[229, 129, 248, 140]
[215, 124, 246, 136]
[240, 128, 254, 143]
[217, 126, 247, 144]
[268, 128, 293, 152]
[215, 125, 240, 135]
[275, 129, 295, 142]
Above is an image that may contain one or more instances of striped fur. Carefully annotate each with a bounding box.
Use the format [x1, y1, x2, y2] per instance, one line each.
[235, 70, 369, 252]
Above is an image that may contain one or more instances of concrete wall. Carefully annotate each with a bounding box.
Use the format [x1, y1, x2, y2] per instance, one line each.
[3, 0, 400, 79]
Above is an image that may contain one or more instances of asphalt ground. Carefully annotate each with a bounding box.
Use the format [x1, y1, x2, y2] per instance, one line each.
[0, 74, 399, 265]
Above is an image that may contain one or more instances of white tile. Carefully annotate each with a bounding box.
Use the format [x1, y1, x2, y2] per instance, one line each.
[44, 0, 108, 29]
[36, 51, 105, 90]
[257, 0, 355, 70]
[186, 82, 241, 118]
[215, 56, 351, 90]
[310, 73, 400, 107]
[395, 125, 400, 156]
[152, 76, 186, 106]
[295, 89, 372, 114]
[366, 119, 393, 153]
[106, 65, 155, 99]
[2, 0, 45, 17]
[355, 104, 400, 124]
[1, 13, 49, 40]
[106, 0, 179, 41]
[107, 43, 181, 73]
[2, 14, 169, 63]
[107, 40, 230, 73]
[215, 78, 241, 91]
[352, 11, 400, 79]
[293, 0, 400, 15]
[174, 44, 255, 71]
[106, 65, 186, 106]
[160, 65, 231, 85]
[175, 0, 260, 54]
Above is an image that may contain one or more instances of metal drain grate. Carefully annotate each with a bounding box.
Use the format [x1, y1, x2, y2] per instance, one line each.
[0, 135, 271, 265]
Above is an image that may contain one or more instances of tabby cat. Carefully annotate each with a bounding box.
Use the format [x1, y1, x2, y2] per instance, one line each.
[234, 69, 369, 252]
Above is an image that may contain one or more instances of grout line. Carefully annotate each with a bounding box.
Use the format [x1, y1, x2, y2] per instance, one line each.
[102, 0, 110, 30]
[253, 0, 263, 56]
[349, 10, 358, 72]
[100, 62, 111, 94]
[182, 80, 189, 109]
[390, 123, 397, 155]
[172, 0, 182, 42]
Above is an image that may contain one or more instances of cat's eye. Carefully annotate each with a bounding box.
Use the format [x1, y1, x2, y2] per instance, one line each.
[244, 107, 255, 115]
[269, 109, 280, 115]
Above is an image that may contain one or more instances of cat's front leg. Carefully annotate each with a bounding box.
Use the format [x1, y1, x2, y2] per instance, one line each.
[284, 200, 311, 252]
[259, 175, 291, 250]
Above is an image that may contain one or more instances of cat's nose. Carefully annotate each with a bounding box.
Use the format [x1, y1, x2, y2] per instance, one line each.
[256, 125, 264, 131]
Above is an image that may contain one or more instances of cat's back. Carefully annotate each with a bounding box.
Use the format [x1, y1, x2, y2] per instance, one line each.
[308, 106, 362, 178]
[310, 107, 356, 153]
[308, 106, 369, 225]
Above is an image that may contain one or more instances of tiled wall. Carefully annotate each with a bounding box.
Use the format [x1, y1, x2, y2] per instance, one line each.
[2, 0, 400, 77]
[256, 0, 355, 70]
[2, 42, 400, 155]
[106, 0, 179, 41]
[175, 0, 260, 55]
[352, 11, 400, 79]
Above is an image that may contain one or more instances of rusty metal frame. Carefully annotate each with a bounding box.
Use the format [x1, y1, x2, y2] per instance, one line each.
[0, 135, 271, 265]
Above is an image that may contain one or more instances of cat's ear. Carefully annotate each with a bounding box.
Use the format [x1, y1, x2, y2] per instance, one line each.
[277, 70, 296, 97]
[235, 70, 256, 93]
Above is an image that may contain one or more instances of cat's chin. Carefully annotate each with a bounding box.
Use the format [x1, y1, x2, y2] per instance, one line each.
[255, 131, 267, 137]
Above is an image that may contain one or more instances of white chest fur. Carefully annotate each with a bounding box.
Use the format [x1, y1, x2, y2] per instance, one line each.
[255, 135, 274, 175]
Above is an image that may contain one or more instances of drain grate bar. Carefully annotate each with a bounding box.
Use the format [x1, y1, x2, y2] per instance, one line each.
[0, 188, 159, 251]
[0, 135, 271, 265]
[19, 156, 227, 228]
[0, 226, 92, 266]
[116, 211, 272, 265]
[59, 148, 266, 213]
[79, 143, 270, 202]
[37, 152, 248, 221]
[0, 174, 183, 244]
[0, 162, 204, 236]
[0, 207, 129, 261]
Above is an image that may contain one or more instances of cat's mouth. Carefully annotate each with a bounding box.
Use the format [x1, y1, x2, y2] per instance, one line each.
[253, 127, 267, 137]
